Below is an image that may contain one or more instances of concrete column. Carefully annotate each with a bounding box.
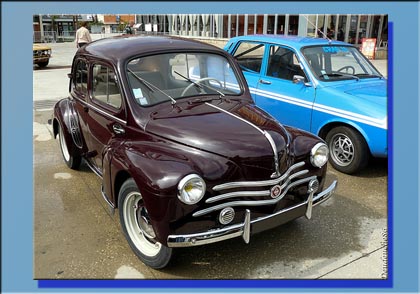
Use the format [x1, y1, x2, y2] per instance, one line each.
[274, 14, 278, 35]
[228, 14, 231, 39]
[298, 15, 308, 37]
[344, 14, 351, 43]
[263, 15, 268, 34]
[244, 14, 248, 36]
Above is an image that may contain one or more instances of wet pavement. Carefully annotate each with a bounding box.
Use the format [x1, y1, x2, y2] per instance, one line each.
[33, 40, 388, 279]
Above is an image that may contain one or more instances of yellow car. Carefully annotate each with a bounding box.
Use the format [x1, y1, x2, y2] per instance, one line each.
[33, 44, 52, 68]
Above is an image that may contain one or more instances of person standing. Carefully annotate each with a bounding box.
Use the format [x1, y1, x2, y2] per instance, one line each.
[75, 21, 92, 48]
[124, 21, 135, 34]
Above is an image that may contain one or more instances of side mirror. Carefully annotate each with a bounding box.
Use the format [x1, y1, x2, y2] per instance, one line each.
[67, 73, 72, 79]
[292, 75, 305, 84]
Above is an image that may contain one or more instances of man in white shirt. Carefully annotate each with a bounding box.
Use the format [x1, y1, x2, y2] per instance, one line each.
[75, 21, 92, 48]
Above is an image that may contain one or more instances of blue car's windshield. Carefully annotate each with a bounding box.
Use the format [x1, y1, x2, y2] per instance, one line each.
[126, 52, 243, 107]
[301, 45, 383, 81]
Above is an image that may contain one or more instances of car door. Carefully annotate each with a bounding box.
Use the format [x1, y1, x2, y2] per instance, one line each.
[231, 41, 265, 100]
[84, 62, 126, 174]
[253, 44, 315, 132]
[70, 58, 90, 153]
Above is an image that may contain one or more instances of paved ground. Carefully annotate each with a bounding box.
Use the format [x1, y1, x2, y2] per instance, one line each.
[33, 40, 388, 279]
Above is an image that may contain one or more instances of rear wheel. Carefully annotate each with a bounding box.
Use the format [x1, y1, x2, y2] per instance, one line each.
[326, 126, 369, 174]
[58, 123, 81, 169]
[118, 178, 173, 269]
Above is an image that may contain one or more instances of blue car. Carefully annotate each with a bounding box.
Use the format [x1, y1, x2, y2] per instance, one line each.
[224, 35, 387, 174]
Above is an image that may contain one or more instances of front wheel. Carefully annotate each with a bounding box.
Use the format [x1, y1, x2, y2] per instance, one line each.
[36, 60, 49, 68]
[118, 178, 173, 269]
[325, 126, 369, 174]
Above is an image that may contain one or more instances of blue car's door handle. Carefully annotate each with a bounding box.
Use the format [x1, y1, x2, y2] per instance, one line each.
[259, 79, 272, 85]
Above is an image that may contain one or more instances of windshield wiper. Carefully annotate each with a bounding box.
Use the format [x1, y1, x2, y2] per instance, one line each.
[127, 69, 177, 105]
[320, 73, 359, 81]
[174, 70, 226, 98]
[355, 73, 384, 79]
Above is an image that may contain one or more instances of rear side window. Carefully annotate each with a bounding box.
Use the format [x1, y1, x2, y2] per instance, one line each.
[92, 64, 122, 109]
[233, 41, 265, 73]
[74, 59, 88, 95]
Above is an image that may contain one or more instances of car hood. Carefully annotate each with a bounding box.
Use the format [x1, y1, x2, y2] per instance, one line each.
[323, 79, 387, 107]
[145, 99, 290, 178]
[33, 44, 51, 51]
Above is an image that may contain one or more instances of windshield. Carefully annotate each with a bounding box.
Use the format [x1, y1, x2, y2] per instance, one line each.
[301, 45, 382, 82]
[126, 52, 242, 107]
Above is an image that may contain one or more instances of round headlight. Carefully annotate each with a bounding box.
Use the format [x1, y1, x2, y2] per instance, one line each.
[177, 174, 206, 205]
[310, 143, 329, 167]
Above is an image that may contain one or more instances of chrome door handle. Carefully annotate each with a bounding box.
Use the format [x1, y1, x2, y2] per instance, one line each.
[259, 79, 272, 85]
[112, 124, 125, 135]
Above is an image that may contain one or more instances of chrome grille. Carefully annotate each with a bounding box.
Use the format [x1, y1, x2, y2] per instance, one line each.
[193, 161, 316, 217]
[219, 207, 235, 224]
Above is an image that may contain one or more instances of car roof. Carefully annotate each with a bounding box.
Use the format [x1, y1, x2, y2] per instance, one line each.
[228, 34, 350, 50]
[78, 35, 225, 64]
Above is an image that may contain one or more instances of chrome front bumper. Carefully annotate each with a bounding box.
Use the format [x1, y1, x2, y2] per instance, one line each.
[167, 180, 337, 248]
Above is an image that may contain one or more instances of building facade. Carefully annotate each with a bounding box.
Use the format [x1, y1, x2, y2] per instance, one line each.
[33, 14, 388, 49]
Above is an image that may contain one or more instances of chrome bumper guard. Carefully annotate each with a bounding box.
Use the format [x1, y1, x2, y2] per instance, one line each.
[167, 180, 337, 248]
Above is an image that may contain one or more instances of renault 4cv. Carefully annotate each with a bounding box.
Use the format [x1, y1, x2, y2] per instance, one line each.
[52, 35, 336, 269]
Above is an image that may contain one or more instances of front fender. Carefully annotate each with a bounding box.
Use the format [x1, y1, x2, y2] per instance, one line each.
[109, 137, 236, 245]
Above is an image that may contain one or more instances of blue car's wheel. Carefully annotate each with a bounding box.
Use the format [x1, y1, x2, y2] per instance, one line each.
[326, 126, 369, 174]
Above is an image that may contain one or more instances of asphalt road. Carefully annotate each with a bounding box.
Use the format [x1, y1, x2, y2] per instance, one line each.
[33, 40, 388, 279]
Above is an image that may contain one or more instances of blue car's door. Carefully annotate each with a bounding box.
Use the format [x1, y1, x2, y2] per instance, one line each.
[230, 41, 266, 100]
[252, 44, 316, 132]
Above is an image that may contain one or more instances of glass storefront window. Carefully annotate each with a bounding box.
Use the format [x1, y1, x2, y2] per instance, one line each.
[337, 15, 347, 41]
[288, 15, 299, 35]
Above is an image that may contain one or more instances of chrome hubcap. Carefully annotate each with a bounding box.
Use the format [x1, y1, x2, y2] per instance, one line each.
[330, 133, 354, 166]
[59, 126, 70, 162]
[123, 191, 161, 257]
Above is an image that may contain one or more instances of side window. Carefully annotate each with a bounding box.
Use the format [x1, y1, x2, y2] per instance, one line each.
[267, 46, 305, 81]
[92, 64, 122, 109]
[74, 60, 88, 95]
[233, 42, 265, 73]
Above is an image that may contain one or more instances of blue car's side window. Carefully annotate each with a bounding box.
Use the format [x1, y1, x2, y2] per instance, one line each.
[233, 41, 265, 74]
[266, 46, 305, 81]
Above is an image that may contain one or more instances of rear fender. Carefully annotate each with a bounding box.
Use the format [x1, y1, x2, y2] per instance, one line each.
[53, 98, 84, 155]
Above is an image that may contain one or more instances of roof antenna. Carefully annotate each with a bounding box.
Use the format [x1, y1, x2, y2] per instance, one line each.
[303, 15, 332, 44]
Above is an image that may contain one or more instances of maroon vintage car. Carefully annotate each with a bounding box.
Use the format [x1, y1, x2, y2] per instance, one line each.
[52, 35, 337, 269]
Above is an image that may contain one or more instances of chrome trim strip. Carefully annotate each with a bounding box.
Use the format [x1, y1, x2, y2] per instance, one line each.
[101, 186, 116, 210]
[193, 176, 316, 217]
[212, 161, 305, 191]
[263, 130, 281, 178]
[167, 180, 337, 248]
[85, 158, 103, 178]
[206, 190, 271, 203]
[75, 97, 127, 125]
[206, 168, 308, 204]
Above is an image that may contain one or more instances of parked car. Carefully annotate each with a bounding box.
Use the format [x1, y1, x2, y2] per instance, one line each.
[33, 44, 52, 68]
[51, 35, 336, 269]
[224, 35, 387, 174]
